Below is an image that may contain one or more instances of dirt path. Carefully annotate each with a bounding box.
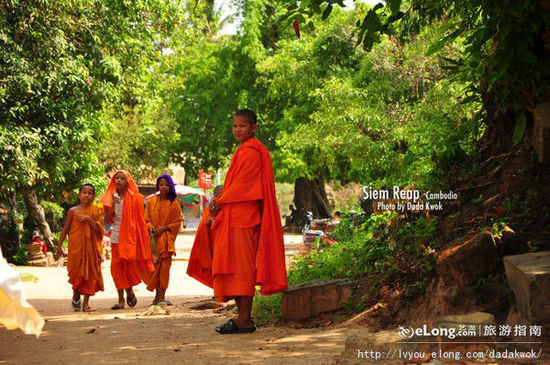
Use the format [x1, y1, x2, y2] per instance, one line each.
[0, 232, 350, 364]
[0, 296, 347, 364]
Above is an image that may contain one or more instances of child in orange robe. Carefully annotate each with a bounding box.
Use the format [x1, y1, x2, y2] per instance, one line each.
[101, 170, 154, 310]
[188, 109, 287, 334]
[143, 174, 182, 305]
[57, 184, 104, 312]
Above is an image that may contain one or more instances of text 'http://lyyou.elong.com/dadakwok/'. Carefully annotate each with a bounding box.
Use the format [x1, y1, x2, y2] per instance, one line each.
[356, 348, 543, 362]
[355, 323, 544, 362]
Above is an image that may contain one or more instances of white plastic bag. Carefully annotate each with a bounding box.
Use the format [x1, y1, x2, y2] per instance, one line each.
[0, 247, 44, 337]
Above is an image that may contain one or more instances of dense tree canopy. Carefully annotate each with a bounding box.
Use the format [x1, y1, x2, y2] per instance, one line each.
[1, 0, 547, 259]
[0, 0, 185, 252]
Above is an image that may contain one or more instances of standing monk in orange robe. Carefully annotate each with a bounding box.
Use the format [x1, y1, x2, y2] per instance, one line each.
[188, 109, 288, 334]
[143, 174, 182, 305]
[101, 171, 154, 310]
[56, 184, 104, 312]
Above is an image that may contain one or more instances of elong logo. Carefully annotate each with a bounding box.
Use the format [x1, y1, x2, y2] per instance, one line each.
[398, 325, 458, 339]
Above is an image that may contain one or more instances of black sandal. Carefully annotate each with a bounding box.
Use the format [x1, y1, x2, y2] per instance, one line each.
[215, 319, 256, 334]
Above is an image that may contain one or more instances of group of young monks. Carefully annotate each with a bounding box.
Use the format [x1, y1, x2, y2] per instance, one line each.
[56, 109, 288, 334]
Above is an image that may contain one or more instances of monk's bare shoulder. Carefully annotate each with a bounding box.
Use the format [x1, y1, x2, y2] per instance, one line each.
[64, 206, 77, 224]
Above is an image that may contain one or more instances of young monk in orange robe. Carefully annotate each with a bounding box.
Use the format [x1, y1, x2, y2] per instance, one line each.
[188, 109, 288, 334]
[101, 170, 154, 310]
[56, 184, 104, 312]
[143, 174, 182, 305]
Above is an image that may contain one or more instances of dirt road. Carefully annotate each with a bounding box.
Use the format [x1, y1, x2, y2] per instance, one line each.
[0, 232, 349, 364]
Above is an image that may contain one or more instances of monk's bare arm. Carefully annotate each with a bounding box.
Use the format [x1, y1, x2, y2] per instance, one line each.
[56, 209, 74, 259]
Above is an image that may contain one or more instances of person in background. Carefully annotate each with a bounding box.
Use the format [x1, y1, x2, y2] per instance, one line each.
[31, 231, 47, 255]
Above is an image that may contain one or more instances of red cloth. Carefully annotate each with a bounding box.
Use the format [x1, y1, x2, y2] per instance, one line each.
[33, 238, 47, 255]
[187, 137, 287, 296]
[100, 170, 154, 274]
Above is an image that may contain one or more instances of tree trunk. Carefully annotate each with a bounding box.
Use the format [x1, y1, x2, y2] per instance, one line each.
[0, 191, 21, 256]
[293, 177, 332, 219]
[22, 189, 56, 252]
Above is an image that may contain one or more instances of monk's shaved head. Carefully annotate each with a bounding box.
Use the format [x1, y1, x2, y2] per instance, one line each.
[235, 109, 257, 125]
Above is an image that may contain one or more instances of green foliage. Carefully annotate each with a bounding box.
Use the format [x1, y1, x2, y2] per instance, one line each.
[501, 189, 550, 231]
[284, 0, 550, 125]
[0, 126, 45, 199]
[0, 0, 185, 202]
[154, 2, 482, 193]
[5, 244, 28, 266]
[288, 213, 437, 292]
[99, 101, 181, 181]
[254, 10, 480, 188]
[252, 292, 283, 326]
[41, 201, 64, 221]
[512, 114, 527, 146]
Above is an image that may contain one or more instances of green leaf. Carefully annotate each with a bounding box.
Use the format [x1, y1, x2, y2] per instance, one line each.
[387, 11, 404, 23]
[322, 4, 333, 20]
[426, 27, 461, 56]
[373, 3, 384, 12]
[403, 152, 417, 166]
[517, 48, 538, 63]
[389, 0, 401, 15]
[426, 38, 446, 56]
[512, 114, 526, 145]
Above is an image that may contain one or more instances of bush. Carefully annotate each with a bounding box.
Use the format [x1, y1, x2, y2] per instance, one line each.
[5, 244, 28, 266]
[252, 292, 283, 326]
[288, 211, 437, 290]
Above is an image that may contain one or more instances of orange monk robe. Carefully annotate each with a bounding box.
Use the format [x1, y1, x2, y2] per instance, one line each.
[142, 196, 181, 291]
[67, 204, 104, 295]
[187, 208, 216, 288]
[188, 137, 287, 301]
[100, 171, 154, 290]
